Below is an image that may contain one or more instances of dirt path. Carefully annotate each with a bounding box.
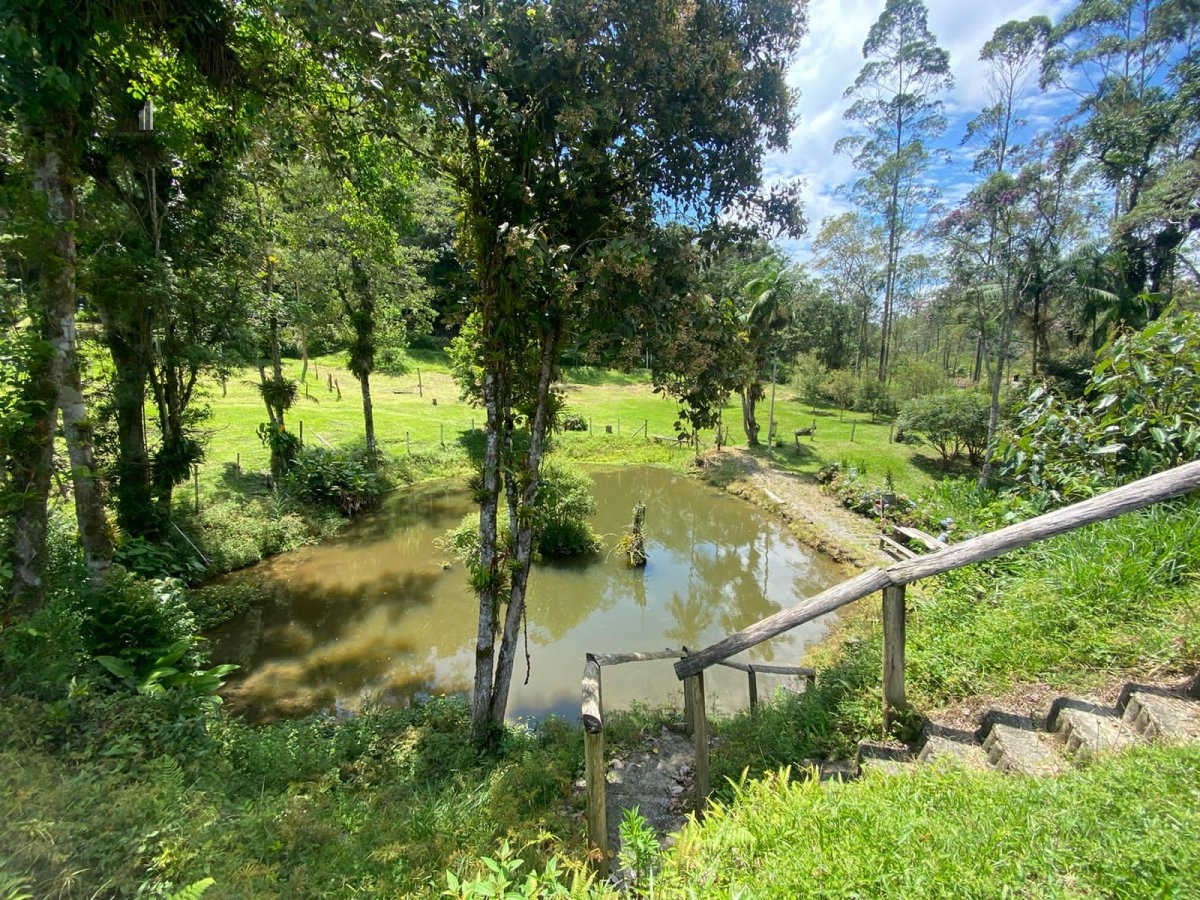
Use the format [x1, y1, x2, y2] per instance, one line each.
[712, 449, 889, 569]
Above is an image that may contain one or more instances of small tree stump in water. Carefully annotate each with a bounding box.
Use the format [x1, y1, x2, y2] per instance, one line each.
[623, 502, 647, 566]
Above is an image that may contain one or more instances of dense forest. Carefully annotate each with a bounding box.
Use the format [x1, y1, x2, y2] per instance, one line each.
[3, 0, 1200, 896]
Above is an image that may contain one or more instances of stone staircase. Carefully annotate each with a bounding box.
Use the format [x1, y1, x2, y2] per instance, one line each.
[855, 681, 1200, 778]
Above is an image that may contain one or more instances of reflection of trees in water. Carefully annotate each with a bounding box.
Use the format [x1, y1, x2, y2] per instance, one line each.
[664, 591, 715, 647]
[212, 467, 840, 721]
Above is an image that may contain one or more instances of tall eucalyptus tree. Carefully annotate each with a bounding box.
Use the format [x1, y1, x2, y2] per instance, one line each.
[837, 0, 952, 382]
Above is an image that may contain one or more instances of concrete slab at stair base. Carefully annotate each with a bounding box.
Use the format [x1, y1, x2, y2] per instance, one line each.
[855, 741, 914, 776]
[917, 734, 991, 769]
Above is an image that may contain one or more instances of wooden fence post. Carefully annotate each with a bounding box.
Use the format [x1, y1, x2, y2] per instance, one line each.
[748, 665, 759, 713]
[581, 657, 608, 869]
[686, 673, 709, 815]
[882, 584, 907, 730]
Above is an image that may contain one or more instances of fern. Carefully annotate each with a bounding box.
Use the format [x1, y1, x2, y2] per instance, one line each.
[166, 877, 214, 900]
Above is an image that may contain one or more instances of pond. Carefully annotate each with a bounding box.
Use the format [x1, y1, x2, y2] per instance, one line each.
[207, 466, 844, 723]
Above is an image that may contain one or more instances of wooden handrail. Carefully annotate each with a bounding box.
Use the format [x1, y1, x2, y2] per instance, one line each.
[675, 459, 1200, 681]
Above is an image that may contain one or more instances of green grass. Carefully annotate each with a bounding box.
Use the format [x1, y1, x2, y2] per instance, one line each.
[905, 496, 1200, 703]
[197, 349, 933, 502]
[0, 695, 599, 899]
[659, 745, 1200, 898]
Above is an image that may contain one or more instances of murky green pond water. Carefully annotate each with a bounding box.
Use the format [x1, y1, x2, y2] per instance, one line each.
[208, 466, 843, 722]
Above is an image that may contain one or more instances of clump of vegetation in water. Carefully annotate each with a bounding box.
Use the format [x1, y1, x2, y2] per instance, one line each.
[437, 457, 602, 568]
[615, 503, 648, 566]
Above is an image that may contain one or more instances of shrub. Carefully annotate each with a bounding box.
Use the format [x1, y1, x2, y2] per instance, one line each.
[896, 390, 990, 468]
[533, 459, 602, 557]
[560, 412, 588, 432]
[79, 570, 196, 673]
[285, 447, 389, 517]
[998, 310, 1200, 500]
[854, 377, 897, 421]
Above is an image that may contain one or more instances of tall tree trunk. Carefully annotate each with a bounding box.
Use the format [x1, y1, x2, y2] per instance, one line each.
[59, 347, 112, 579]
[359, 373, 376, 456]
[488, 331, 558, 726]
[8, 361, 56, 613]
[470, 367, 504, 740]
[34, 141, 110, 586]
[99, 310, 157, 537]
[740, 387, 760, 446]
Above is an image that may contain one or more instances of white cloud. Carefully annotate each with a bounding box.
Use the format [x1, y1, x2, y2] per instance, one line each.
[773, 0, 1077, 260]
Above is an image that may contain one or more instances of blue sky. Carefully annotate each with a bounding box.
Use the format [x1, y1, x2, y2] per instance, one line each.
[770, 0, 1079, 259]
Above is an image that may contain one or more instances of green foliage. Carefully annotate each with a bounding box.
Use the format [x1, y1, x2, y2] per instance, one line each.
[823, 369, 859, 415]
[445, 842, 602, 899]
[285, 446, 390, 518]
[80, 570, 196, 673]
[0, 696, 591, 898]
[816, 461, 916, 523]
[617, 807, 661, 896]
[256, 422, 302, 476]
[660, 746, 1200, 897]
[896, 391, 991, 468]
[440, 458, 600, 565]
[113, 535, 206, 582]
[854, 377, 896, 421]
[907, 496, 1200, 701]
[532, 459, 601, 558]
[711, 638, 885, 790]
[999, 312, 1200, 500]
[96, 638, 237, 716]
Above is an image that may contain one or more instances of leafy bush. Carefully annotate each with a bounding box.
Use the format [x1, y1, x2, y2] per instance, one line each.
[113, 535, 207, 582]
[438, 458, 601, 565]
[896, 390, 990, 468]
[560, 412, 588, 432]
[79, 570, 196, 673]
[285, 446, 390, 517]
[816, 461, 917, 524]
[998, 310, 1200, 500]
[854, 377, 897, 421]
[533, 459, 602, 557]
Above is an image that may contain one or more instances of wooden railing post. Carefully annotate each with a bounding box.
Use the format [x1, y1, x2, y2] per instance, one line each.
[685, 673, 710, 815]
[748, 665, 759, 713]
[682, 647, 695, 734]
[882, 584, 907, 730]
[581, 657, 607, 869]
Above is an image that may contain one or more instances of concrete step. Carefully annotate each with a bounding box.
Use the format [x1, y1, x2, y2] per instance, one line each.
[1048, 698, 1143, 759]
[856, 741, 914, 776]
[982, 723, 1067, 776]
[917, 734, 991, 769]
[1123, 690, 1200, 743]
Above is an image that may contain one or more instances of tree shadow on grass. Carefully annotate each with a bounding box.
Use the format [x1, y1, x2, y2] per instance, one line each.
[908, 452, 981, 480]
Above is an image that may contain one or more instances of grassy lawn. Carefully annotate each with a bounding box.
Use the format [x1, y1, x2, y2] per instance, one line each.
[197, 349, 936, 499]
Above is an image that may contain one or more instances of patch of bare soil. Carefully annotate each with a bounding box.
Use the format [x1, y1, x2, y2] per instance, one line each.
[604, 728, 694, 849]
